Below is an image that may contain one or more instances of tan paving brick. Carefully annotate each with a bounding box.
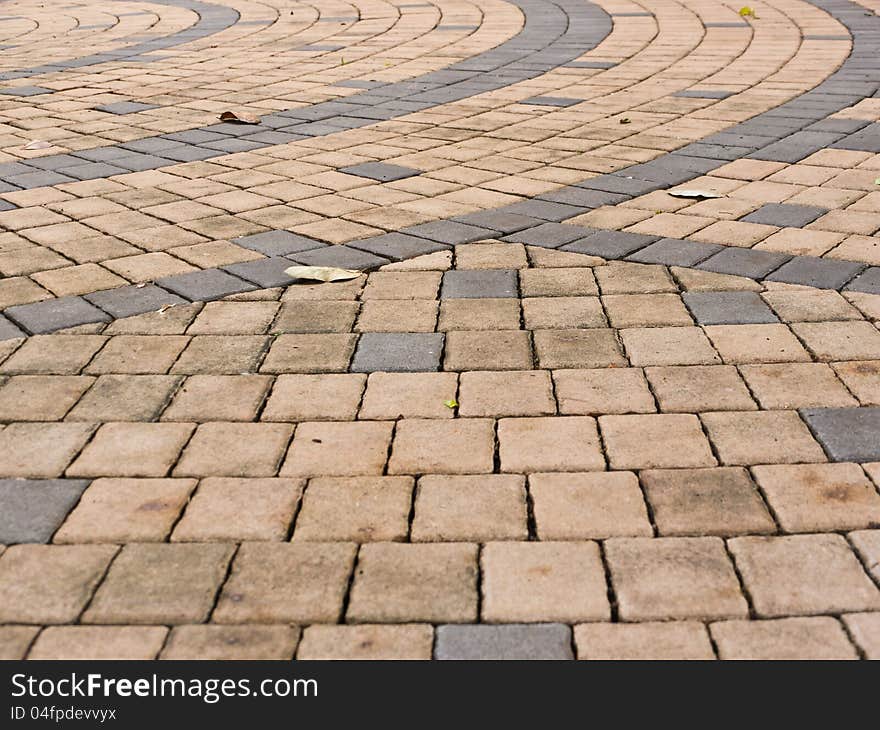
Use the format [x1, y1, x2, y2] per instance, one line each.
[293, 476, 413, 543]
[0, 626, 40, 660]
[574, 622, 715, 660]
[645, 365, 756, 412]
[298, 624, 433, 660]
[641, 467, 775, 537]
[438, 299, 521, 330]
[603, 293, 692, 328]
[359, 372, 457, 419]
[389, 418, 495, 474]
[282, 421, 393, 477]
[172, 335, 269, 374]
[0, 422, 94, 478]
[849, 529, 880, 584]
[522, 296, 605, 329]
[29, 626, 168, 660]
[605, 537, 748, 621]
[0, 375, 93, 421]
[68, 374, 181, 421]
[842, 613, 880, 659]
[214, 542, 356, 623]
[534, 329, 627, 368]
[55, 478, 196, 544]
[0, 335, 106, 374]
[519, 267, 598, 297]
[530, 471, 651, 539]
[162, 374, 271, 421]
[729, 534, 880, 617]
[704, 324, 810, 364]
[458, 370, 555, 417]
[362, 271, 441, 299]
[260, 334, 356, 373]
[621, 327, 720, 366]
[161, 625, 300, 660]
[348, 543, 478, 623]
[84, 543, 233, 625]
[187, 301, 279, 335]
[498, 416, 604, 472]
[552, 368, 655, 415]
[68, 422, 194, 478]
[412, 474, 527, 542]
[272, 301, 358, 334]
[0, 545, 117, 624]
[174, 422, 293, 477]
[791, 321, 880, 361]
[701, 411, 826, 465]
[710, 617, 857, 660]
[600, 414, 715, 470]
[595, 263, 676, 294]
[444, 330, 533, 370]
[85, 335, 189, 375]
[739, 363, 857, 409]
[482, 541, 609, 622]
[832, 361, 880, 406]
[172, 478, 303, 542]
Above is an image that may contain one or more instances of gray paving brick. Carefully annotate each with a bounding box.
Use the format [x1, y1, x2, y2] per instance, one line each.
[697, 247, 790, 279]
[351, 332, 444, 372]
[223, 257, 298, 288]
[683, 292, 779, 325]
[156, 269, 256, 302]
[801, 407, 880, 462]
[435, 624, 573, 660]
[626, 238, 723, 266]
[404, 221, 497, 245]
[845, 267, 880, 295]
[441, 269, 518, 298]
[565, 60, 616, 69]
[560, 230, 658, 259]
[740, 203, 827, 227]
[95, 101, 160, 114]
[0, 86, 52, 96]
[452, 211, 541, 234]
[288, 245, 389, 270]
[538, 187, 629, 208]
[519, 96, 581, 107]
[348, 233, 450, 261]
[84, 284, 187, 319]
[579, 175, 660, 196]
[765, 256, 864, 290]
[3, 170, 75, 188]
[0, 315, 25, 340]
[4, 296, 111, 334]
[60, 162, 129, 180]
[0, 479, 90, 544]
[499, 200, 586, 221]
[339, 162, 421, 182]
[503, 222, 595, 248]
[673, 89, 734, 99]
[233, 231, 327, 257]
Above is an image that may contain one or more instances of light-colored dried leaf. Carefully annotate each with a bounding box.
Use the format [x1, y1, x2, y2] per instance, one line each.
[219, 110, 260, 124]
[668, 189, 724, 199]
[284, 265, 363, 283]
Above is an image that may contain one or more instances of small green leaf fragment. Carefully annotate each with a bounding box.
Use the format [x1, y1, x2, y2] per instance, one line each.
[444, 399, 458, 409]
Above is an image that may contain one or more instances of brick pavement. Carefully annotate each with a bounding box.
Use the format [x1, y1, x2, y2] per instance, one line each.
[1, 0, 880, 660]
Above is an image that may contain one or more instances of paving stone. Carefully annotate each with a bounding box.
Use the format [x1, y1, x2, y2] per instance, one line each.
[95, 101, 160, 115]
[600, 414, 716, 469]
[214, 542, 356, 623]
[223, 257, 301, 288]
[710, 617, 857, 660]
[752, 463, 880, 532]
[641, 467, 775, 537]
[792, 321, 880, 361]
[435, 624, 573, 660]
[260, 373, 363, 421]
[627, 237, 723, 267]
[458, 370, 555, 417]
[703, 324, 810, 364]
[552, 368, 655, 415]
[530, 471, 651, 539]
[289, 246, 389, 270]
[84, 284, 187, 318]
[535, 329, 627, 369]
[233, 230, 327, 257]
[261, 334, 356, 373]
[67, 422, 194, 478]
[162, 374, 270, 422]
[702, 410, 826, 465]
[645, 365, 756, 412]
[0, 626, 41, 660]
[85, 335, 189, 375]
[55, 478, 195, 544]
[171, 335, 269, 374]
[0, 479, 89, 544]
[29, 626, 168, 660]
[281, 421, 392, 477]
[520, 96, 582, 107]
[843, 613, 880, 659]
[499, 416, 605, 472]
[359, 372, 457, 419]
[440, 269, 517, 298]
[341, 162, 421, 182]
[157, 268, 255, 301]
[482, 542, 609, 622]
[740, 363, 857, 409]
[351, 333, 444, 372]
[801, 407, 880, 462]
[348, 543, 478, 623]
[519, 267, 598, 297]
[561, 230, 658, 259]
[272, 301, 357, 333]
[412, 474, 527, 542]
[765, 256, 864, 289]
[0, 423, 94, 478]
[83, 543, 233, 624]
[762, 289, 862, 322]
[605, 536, 748, 621]
[404, 221, 496, 245]
[740, 203, 827, 227]
[504, 222, 593, 248]
[162, 625, 301, 660]
[350, 233, 449, 261]
[682, 291, 778, 325]
[298, 625, 432, 660]
[697, 247, 790, 279]
[5, 296, 111, 334]
[621, 327, 720, 366]
[175, 422, 293, 477]
[0, 374, 93, 421]
[729, 534, 880, 617]
[0, 544, 117, 624]
[0, 315, 24, 340]
[444, 330, 532, 370]
[389, 418, 495, 474]
[293, 476, 412, 543]
[172, 477, 302, 542]
[574, 622, 715, 660]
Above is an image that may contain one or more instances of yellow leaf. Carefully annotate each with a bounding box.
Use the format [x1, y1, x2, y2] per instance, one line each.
[444, 399, 458, 409]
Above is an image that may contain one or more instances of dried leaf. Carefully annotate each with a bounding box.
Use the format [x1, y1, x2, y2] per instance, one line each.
[284, 265, 363, 283]
[668, 189, 724, 199]
[218, 110, 260, 124]
[24, 140, 52, 150]
[619, 117, 631, 124]
[444, 399, 458, 409]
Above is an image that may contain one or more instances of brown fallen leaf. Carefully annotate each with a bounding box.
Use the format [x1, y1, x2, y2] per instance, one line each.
[284, 265, 363, 283]
[219, 110, 260, 124]
[668, 189, 724, 199]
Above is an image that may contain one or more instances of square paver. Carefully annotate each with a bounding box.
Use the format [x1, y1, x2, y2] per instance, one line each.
[600, 414, 716, 469]
[710, 617, 857, 660]
[605, 537, 749, 621]
[340, 162, 420, 182]
[800, 407, 880, 462]
[440, 269, 517, 298]
[389, 419, 495, 474]
[351, 333, 444, 372]
[498, 416, 605, 472]
[458, 370, 555, 417]
[174, 423, 293, 477]
[5, 296, 111, 334]
[729, 534, 880, 617]
[0, 423, 94, 478]
[162, 625, 301, 660]
[740, 363, 857, 409]
[298, 625, 432, 660]
[574, 622, 715, 660]
[359, 372, 457, 419]
[682, 291, 778, 325]
[67, 423, 194, 477]
[740, 203, 827, 227]
[701, 411, 826, 465]
[552, 368, 655, 415]
[435, 624, 573, 660]
[444, 330, 532, 370]
[281, 421, 393, 477]
[0, 479, 89, 544]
